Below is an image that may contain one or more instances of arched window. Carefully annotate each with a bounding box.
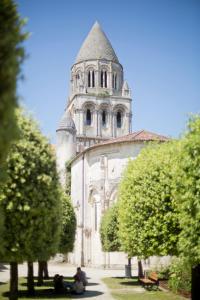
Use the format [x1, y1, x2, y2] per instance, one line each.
[88, 71, 91, 87]
[105, 71, 107, 88]
[114, 74, 117, 89]
[102, 110, 107, 127]
[92, 70, 95, 87]
[76, 72, 80, 87]
[101, 71, 103, 87]
[100, 70, 107, 88]
[112, 73, 117, 89]
[117, 111, 122, 128]
[86, 109, 92, 125]
[88, 70, 95, 88]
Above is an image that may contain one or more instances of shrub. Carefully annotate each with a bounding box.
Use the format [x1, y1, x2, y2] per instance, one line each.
[168, 257, 191, 293]
[157, 265, 171, 280]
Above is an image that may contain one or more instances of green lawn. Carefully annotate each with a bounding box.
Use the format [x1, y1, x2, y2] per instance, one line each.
[102, 277, 189, 300]
[0, 277, 72, 300]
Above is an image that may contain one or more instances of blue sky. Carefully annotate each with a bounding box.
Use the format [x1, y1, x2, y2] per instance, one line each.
[17, 0, 200, 142]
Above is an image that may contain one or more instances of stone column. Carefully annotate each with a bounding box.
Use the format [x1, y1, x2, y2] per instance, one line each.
[79, 109, 84, 135]
[74, 110, 78, 135]
[111, 112, 113, 137]
[112, 113, 116, 137]
[98, 110, 102, 137]
[125, 113, 130, 134]
[95, 110, 99, 136]
[94, 110, 98, 136]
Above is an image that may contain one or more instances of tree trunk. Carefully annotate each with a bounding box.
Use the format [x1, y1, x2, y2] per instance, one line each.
[127, 257, 132, 277]
[128, 257, 131, 266]
[191, 264, 200, 300]
[43, 261, 49, 279]
[10, 262, 18, 300]
[138, 259, 144, 278]
[27, 262, 35, 295]
[37, 261, 44, 286]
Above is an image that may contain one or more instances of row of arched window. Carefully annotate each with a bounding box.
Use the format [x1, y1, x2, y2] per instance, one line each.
[83, 70, 118, 89]
[85, 109, 122, 128]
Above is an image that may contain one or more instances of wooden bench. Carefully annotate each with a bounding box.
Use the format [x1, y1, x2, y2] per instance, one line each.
[139, 272, 159, 289]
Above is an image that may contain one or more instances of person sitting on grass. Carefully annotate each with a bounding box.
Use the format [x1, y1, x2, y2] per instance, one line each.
[71, 276, 85, 295]
[74, 267, 88, 289]
[54, 274, 64, 293]
[54, 274, 71, 293]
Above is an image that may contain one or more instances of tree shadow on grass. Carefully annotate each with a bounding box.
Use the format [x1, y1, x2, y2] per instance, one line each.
[20, 277, 74, 288]
[3, 289, 69, 299]
[0, 263, 8, 272]
[110, 276, 140, 287]
[3, 289, 103, 299]
[119, 281, 139, 286]
[20, 278, 99, 288]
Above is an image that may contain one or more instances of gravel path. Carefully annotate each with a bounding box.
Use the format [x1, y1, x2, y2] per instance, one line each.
[0, 261, 137, 299]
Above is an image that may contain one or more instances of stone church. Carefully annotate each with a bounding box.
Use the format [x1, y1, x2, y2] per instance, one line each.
[56, 22, 168, 268]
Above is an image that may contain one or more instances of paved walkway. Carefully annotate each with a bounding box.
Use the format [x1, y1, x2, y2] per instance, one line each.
[0, 261, 137, 299]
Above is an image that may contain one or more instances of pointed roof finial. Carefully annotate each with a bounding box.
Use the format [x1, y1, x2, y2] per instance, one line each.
[75, 21, 119, 63]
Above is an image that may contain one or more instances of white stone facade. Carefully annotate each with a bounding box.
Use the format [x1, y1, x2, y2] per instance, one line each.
[69, 141, 146, 267]
[56, 22, 169, 268]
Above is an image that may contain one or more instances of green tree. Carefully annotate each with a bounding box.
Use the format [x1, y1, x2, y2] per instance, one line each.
[59, 192, 76, 254]
[0, 0, 26, 164]
[0, 109, 62, 300]
[118, 141, 180, 265]
[0, 0, 26, 257]
[100, 204, 133, 276]
[37, 160, 76, 285]
[100, 203, 121, 252]
[65, 160, 72, 195]
[175, 115, 200, 300]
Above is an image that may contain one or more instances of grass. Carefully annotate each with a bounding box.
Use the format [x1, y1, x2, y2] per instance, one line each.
[0, 277, 73, 300]
[102, 277, 189, 300]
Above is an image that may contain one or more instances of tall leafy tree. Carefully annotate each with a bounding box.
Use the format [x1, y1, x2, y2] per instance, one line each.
[59, 192, 76, 254]
[100, 204, 133, 276]
[100, 203, 121, 252]
[0, 0, 26, 164]
[118, 141, 180, 264]
[175, 115, 200, 300]
[37, 162, 76, 285]
[0, 109, 62, 300]
[0, 0, 26, 256]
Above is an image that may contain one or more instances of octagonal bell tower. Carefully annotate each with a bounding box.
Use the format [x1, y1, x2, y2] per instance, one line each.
[57, 21, 132, 159]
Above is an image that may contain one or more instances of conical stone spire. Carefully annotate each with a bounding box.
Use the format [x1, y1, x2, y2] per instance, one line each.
[75, 21, 119, 64]
[57, 110, 76, 133]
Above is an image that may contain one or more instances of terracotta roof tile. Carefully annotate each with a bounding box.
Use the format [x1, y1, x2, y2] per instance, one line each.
[72, 130, 170, 162]
[93, 130, 169, 147]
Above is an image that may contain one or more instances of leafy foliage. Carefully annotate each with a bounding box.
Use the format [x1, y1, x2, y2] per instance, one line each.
[0, 0, 27, 164]
[0, 0, 27, 256]
[65, 160, 72, 195]
[100, 203, 121, 252]
[168, 257, 191, 293]
[118, 141, 180, 258]
[0, 109, 62, 262]
[174, 115, 200, 266]
[59, 192, 76, 254]
[155, 265, 171, 280]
